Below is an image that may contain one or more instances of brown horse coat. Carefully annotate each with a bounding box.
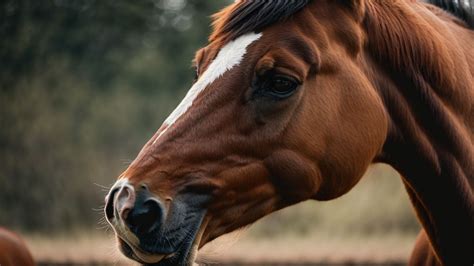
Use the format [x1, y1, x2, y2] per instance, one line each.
[0, 228, 35, 266]
[104, 1, 474, 265]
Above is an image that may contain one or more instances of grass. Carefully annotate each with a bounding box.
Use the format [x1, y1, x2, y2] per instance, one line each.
[24, 164, 420, 265]
[199, 231, 417, 265]
[25, 231, 416, 265]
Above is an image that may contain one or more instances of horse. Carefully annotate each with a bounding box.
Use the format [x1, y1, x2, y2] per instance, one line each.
[104, 0, 474, 265]
[0, 228, 35, 266]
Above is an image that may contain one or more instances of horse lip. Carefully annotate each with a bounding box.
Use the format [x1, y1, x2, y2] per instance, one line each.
[112, 195, 209, 265]
[130, 246, 167, 264]
[116, 220, 207, 266]
[119, 237, 170, 264]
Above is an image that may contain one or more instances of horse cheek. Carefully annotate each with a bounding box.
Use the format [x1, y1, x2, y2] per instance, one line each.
[264, 149, 321, 204]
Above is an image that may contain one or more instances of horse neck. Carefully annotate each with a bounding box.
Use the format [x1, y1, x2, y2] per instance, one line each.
[361, 0, 474, 264]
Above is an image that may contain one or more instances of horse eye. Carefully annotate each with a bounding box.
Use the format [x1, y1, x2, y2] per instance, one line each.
[267, 75, 299, 98]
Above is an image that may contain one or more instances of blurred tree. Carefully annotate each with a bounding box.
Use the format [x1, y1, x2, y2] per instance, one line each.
[0, 0, 229, 232]
[0, 0, 418, 237]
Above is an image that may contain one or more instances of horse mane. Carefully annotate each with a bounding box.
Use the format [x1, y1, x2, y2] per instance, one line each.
[210, 0, 311, 42]
[210, 1, 473, 43]
[428, 0, 474, 28]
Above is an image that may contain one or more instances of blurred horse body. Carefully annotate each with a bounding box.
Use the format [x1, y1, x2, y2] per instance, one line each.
[0, 228, 35, 266]
[104, 1, 474, 265]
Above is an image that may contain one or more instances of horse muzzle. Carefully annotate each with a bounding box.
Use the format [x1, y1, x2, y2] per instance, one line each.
[104, 179, 207, 265]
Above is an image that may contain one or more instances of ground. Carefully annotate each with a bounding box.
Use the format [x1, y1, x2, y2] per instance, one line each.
[26, 231, 416, 265]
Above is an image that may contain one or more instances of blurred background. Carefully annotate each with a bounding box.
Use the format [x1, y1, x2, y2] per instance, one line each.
[0, 0, 420, 264]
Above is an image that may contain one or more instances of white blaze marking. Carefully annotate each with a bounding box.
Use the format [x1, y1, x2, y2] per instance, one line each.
[153, 32, 263, 144]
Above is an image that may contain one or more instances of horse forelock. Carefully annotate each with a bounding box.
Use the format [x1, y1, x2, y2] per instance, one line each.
[210, 0, 312, 43]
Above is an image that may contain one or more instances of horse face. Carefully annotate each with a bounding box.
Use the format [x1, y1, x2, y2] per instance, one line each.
[105, 1, 387, 264]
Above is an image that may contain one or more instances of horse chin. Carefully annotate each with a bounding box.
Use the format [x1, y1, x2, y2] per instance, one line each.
[132, 218, 208, 266]
[134, 250, 167, 264]
[118, 237, 169, 264]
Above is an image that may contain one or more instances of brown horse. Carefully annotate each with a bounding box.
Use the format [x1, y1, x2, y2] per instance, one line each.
[0, 228, 35, 266]
[104, 0, 474, 265]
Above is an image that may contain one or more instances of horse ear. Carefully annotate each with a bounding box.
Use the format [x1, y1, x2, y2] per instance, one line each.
[340, 0, 366, 21]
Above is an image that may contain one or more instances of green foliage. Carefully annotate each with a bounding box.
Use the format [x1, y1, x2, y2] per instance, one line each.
[0, 0, 418, 237]
[0, 0, 229, 232]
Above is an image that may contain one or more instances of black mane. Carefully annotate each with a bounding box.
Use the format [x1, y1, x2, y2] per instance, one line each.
[211, 0, 474, 42]
[211, 0, 311, 41]
[428, 0, 474, 28]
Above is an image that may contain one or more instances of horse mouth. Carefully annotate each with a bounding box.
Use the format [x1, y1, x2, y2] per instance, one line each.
[117, 218, 207, 265]
[118, 237, 169, 264]
[104, 179, 212, 265]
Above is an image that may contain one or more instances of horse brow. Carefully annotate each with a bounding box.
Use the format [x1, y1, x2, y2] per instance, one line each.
[281, 36, 318, 65]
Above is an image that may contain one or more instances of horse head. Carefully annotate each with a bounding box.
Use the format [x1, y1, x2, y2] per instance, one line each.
[104, 1, 391, 264]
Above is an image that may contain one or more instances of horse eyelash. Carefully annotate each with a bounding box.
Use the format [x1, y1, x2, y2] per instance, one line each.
[194, 67, 199, 81]
[191, 63, 199, 81]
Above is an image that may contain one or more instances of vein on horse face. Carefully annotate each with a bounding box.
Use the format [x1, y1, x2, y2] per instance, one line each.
[153, 32, 263, 145]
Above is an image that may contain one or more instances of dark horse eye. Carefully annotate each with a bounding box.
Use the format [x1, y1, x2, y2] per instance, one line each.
[266, 75, 299, 99]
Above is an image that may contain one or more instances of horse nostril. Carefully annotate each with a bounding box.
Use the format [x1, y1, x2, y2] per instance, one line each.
[115, 185, 137, 221]
[126, 199, 163, 235]
[105, 188, 119, 220]
[106, 183, 164, 236]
